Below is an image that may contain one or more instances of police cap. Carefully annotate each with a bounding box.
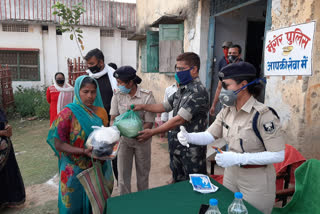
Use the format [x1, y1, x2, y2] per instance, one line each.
[113, 66, 137, 81]
[218, 62, 257, 81]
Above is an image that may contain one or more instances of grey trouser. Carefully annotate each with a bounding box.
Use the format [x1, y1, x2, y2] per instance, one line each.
[117, 138, 151, 195]
[223, 164, 276, 214]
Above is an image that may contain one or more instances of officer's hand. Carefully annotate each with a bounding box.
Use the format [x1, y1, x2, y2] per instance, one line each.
[132, 104, 145, 111]
[215, 152, 242, 168]
[177, 126, 190, 147]
[209, 106, 215, 116]
[137, 129, 154, 142]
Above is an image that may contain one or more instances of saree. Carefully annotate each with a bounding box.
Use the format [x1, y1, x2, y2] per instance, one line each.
[47, 76, 113, 214]
[0, 109, 25, 208]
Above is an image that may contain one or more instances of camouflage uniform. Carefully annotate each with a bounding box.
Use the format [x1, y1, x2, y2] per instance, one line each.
[163, 77, 209, 182]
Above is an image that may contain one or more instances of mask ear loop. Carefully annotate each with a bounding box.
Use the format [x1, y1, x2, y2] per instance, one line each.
[234, 78, 266, 94]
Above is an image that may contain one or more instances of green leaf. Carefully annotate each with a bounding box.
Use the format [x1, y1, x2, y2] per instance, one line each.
[70, 34, 74, 40]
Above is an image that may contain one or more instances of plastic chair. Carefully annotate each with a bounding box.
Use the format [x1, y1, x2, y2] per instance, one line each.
[272, 159, 320, 214]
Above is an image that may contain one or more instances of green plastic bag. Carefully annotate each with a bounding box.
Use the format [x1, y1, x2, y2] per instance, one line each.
[113, 107, 143, 138]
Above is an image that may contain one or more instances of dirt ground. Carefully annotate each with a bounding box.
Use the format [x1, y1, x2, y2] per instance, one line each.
[2, 135, 173, 213]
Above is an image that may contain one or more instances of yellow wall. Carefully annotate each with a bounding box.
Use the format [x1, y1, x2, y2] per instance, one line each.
[135, 0, 208, 103]
[266, 0, 320, 159]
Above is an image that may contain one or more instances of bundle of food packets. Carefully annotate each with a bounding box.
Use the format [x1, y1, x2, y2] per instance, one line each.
[189, 174, 219, 194]
[86, 126, 120, 160]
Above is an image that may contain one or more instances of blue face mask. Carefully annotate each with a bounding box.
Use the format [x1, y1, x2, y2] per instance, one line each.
[119, 85, 131, 94]
[175, 67, 193, 85]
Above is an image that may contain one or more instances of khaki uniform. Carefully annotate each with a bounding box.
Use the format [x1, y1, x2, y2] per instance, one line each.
[208, 96, 285, 214]
[110, 87, 156, 195]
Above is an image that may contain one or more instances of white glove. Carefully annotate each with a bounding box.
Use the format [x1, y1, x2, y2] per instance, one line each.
[177, 126, 190, 147]
[215, 152, 243, 168]
[215, 150, 285, 168]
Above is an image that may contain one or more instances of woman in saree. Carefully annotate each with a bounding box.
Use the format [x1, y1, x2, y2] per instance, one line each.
[47, 76, 113, 213]
[0, 108, 25, 208]
[47, 72, 74, 126]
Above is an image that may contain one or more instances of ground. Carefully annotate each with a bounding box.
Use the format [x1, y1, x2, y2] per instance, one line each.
[0, 119, 286, 213]
[0, 119, 173, 213]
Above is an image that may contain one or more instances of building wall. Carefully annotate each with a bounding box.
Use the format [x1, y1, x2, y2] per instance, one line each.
[136, 0, 210, 103]
[0, 23, 136, 89]
[56, 26, 101, 82]
[266, 0, 320, 159]
[100, 30, 137, 68]
[0, 23, 45, 89]
[214, 3, 266, 71]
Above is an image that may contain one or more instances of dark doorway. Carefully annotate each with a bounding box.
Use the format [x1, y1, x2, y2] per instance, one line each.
[245, 20, 265, 76]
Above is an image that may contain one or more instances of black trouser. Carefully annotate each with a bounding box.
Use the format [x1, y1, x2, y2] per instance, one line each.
[112, 157, 118, 182]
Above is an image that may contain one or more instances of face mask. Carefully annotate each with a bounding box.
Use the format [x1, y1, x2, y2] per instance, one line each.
[88, 62, 101, 73]
[56, 79, 65, 85]
[219, 78, 266, 106]
[118, 85, 131, 94]
[219, 88, 238, 106]
[228, 55, 238, 63]
[175, 67, 193, 85]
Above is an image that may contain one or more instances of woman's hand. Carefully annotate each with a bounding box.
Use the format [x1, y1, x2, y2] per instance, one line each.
[1, 125, 12, 137]
[83, 147, 93, 158]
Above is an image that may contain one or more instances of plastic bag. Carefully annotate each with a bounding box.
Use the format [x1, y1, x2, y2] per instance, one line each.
[113, 109, 143, 138]
[86, 126, 120, 160]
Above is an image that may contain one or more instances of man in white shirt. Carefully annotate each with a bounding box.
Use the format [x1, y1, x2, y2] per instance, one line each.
[160, 83, 178, 184]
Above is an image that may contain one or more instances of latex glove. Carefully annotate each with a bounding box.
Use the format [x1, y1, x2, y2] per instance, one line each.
[215, 151, 243, 168]
[177, 126, 190, 147]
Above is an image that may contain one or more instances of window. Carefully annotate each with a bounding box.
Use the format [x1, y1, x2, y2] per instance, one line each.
[121, 31, 132, 38]
[141, 24, 184, 73]
[101, 29, 114, 37]
[159, 24, 184, 73]
[146, 31, 159, 73]
[2, 24, 28, 32]
[0, 51, 40, 81]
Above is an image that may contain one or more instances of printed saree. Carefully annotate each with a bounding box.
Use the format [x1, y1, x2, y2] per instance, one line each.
[47, 76, 113, 214]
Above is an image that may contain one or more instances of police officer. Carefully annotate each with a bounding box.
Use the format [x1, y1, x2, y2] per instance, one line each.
[109, 66, 156, 195]
[177, 62, 285, 214]
[133, 52, 209, 183]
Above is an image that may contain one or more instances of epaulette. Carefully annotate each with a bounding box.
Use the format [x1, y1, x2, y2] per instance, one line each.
[140, 88, 151, 94]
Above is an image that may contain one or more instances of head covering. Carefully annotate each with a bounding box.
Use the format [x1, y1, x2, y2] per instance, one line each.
[53, 72, 74, 113]
[113, 66, 142, 84]
[218, 62, 257, 81]
[47, 75, 104, 157]
[222, 41, 233, 48]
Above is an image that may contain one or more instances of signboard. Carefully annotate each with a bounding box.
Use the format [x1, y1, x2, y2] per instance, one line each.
[264, 22, 315, 76]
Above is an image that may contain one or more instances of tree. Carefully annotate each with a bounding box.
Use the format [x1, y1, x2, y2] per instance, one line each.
[52, 2, 86, 57]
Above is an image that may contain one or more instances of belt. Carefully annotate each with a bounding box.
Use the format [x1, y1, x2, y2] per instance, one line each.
[240, 165, 267, 168]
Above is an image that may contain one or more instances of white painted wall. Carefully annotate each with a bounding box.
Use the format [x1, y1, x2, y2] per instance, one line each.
[101, 30, 122, 67]
[57, 26, 101, 80]
[121, 37, 137, 68]
[0, 23, 137, 89]
[100, 30, 137, 69]
[0, 23, 45, 90]
[43, 25, 59, 86]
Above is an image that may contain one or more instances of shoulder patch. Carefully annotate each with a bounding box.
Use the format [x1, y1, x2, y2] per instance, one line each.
[253, 103, 268, 113]
[140, 88, 151, 94]
[263, 121, 275, 134]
